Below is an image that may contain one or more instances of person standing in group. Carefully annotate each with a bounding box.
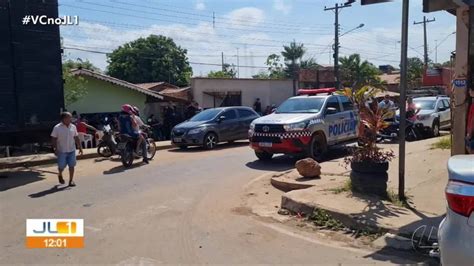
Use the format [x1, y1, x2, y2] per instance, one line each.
[406, 96, 420, 122]
[378, 94, 395, 110]
[51, 112, 83, 187]
[378, 94, 396, 119]
[253, 98, 262, 115]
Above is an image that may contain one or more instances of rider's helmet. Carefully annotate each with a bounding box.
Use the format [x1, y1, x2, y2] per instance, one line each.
[132, 106, 140, 116]
[121, 104, 134, 115]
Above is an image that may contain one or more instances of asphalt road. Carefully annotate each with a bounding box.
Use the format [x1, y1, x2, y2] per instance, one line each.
[1, 142, 423, 264]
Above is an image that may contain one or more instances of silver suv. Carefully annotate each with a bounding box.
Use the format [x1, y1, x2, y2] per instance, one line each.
[412, 96, 451, 137]
[438, 155, 474, 265]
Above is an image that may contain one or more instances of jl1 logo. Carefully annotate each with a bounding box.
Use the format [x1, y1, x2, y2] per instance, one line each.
[33, 221, 77, 234]
[26, 219, 84, 248]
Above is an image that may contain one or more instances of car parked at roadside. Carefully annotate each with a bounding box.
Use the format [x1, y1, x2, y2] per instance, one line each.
[409, 96, 451, 137]
[438, 155, 474, 265]
[171, 106, 260, 150]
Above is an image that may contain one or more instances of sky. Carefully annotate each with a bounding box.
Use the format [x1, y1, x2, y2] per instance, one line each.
[59, 0, 457, 79]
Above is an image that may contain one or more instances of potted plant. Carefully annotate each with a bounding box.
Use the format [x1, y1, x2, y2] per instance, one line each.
[340, 86, 395, 197]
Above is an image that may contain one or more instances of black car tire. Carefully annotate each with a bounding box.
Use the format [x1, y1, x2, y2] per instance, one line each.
[203, 133, 218, 150]
[308, 132, 327, 161]
[255, 150, 273, 161]
[431, 119, 440, 137]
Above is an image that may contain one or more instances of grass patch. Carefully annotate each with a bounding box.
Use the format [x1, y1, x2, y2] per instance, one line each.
[308, 208, 345, 230]
[307, 208, 386, 239]
[431, 137, 451, 150]
[386, 190, 411, 208]
[330, 180, 352, 194]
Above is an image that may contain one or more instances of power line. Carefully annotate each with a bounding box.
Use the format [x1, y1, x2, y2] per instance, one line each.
[61, 3, 333, 35]
[104, 0, 334, 29]
[62, 46, 269, 69]
[73, 19, 330, 48]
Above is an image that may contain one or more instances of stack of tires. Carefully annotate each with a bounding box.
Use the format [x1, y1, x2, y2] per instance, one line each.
[350, 161, 389, 197]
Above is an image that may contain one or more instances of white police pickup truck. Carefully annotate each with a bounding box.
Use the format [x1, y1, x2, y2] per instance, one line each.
[249, 88, 359, 161]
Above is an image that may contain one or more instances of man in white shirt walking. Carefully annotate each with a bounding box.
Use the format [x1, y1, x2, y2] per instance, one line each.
[51, 112, 83, 186]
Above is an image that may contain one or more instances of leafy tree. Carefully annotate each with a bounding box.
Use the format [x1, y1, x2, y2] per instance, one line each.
[207, 63, 236, 78]
[107, 35, 192, 86]
[432, 60, 453, 68]
[406, 57, 424, 88]
[300, 58, 320, 70]
[63, 59, 100, 72]
[281, 41, 306, 95]
[266, 54, 286, 79]
[339, 54, 384, 90]
[252, 71, 270, 79]
[62, 59, 98, 105]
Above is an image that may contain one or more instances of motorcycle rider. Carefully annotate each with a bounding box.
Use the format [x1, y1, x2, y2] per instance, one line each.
[131, 106, 149, 155]
[118, 104, 148, 164]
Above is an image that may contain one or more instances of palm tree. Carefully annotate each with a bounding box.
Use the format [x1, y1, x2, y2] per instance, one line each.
[281, 41, 305, 95]
[339, 54, 384, 90]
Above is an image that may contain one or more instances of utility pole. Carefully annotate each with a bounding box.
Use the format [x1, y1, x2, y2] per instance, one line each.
[221, 52, 224, 71]
[212, 12, 215, 29]
[398, 0, 410, 201]
[324, 2, 352, 90]
[435, 40, 438, 64]
[236, 48, 240, 78]
[414, 16, 435, 67]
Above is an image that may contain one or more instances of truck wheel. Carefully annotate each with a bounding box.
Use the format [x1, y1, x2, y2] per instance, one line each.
[308, 132, 327, 161]
[431, 120, 440, 137]
[255, 151, 273, 161]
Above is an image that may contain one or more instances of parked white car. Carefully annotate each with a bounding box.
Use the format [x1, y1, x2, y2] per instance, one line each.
[438, 155, 474, 265]
[412, 96, 451, 137]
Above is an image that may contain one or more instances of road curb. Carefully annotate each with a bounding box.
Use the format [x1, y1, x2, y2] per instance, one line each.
[280, 193, 386, 233]
[0, 144, 174, 170]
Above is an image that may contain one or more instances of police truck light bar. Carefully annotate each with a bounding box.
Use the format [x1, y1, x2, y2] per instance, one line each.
[298, 88, 337, 96]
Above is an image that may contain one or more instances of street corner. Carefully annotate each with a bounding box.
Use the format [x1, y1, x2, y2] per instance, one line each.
[240, 172, 290, 223]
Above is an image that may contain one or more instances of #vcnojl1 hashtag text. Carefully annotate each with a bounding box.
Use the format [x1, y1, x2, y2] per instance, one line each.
[23, 15, 79, 26]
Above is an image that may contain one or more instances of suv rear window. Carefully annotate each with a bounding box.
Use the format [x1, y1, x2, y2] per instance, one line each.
[222, 109, 237, 120]
[238, 109, 256, 118]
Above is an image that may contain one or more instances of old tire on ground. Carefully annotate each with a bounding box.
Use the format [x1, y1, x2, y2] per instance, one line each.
[255, 150, 273, 161]
[351, 161, 389, 174]
[308, 132, 327, 161]
[350, 161, 389, 197]
[203, 133, 218, 150]
[431, 119, 440, 137]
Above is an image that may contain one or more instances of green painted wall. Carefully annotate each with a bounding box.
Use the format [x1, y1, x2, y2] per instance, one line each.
[66, 77, 146, 114]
